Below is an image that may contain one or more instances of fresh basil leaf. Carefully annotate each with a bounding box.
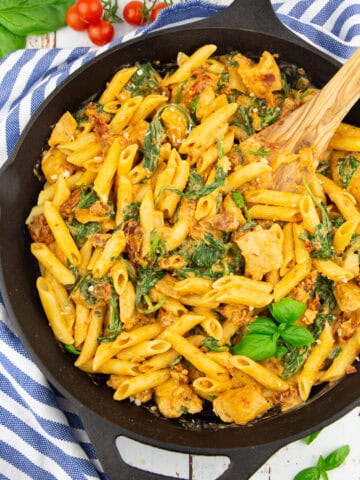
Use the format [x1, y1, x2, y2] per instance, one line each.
[303, 430, 321, 445]
[247, 317, 277, 335]
[0, 23, 25, 59]
[0, 0, 73, 36]
[293, 467, 320, 480]
[270, 297, 306, 324]
[280, 325, 314, 346]
[275, 344, 288, 360]
[232, 334, 277, 361]
[323, 445, 350, 471]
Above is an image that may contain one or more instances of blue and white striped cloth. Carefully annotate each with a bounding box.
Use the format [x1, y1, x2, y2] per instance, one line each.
[0, 1, 359, 479]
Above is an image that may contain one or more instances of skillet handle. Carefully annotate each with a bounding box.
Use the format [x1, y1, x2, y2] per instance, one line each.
[179, 0, 316, 51]
[78, 403, 287, 480]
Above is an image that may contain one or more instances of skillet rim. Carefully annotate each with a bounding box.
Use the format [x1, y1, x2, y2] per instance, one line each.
[0, 24, 359, 454]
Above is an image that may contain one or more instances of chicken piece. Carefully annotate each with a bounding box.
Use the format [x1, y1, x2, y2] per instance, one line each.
[207, 213, 240, 232]
[237, 51, 282, 107]
[48, 111, 78, 147]
[213, 385, 271, 424]
[28, 214, 53, 245]
[334, 281, 360, 312]
[155, 378, 203, 418]
[218, 304, 252, 328]
[235, 225, 283, 280]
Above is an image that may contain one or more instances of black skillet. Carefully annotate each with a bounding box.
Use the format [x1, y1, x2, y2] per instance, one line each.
[0, 1, 359, 479]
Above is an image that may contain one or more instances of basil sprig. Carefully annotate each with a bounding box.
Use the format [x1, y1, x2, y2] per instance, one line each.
[0, 0, 73, 59]
[232, 297, 314, 361]
[294, 445, 350, 480]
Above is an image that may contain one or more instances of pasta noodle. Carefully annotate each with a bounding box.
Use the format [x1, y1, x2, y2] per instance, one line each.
[27, 43, 360, 425]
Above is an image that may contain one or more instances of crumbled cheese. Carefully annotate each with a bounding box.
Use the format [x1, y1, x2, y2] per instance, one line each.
[123, 132, 130, 139]
[252, 108, 258, 113]
[62, 170, 70, 178]
[137, 69, 143, 76]
[88, 285, 94, 292]
[249, 92, 255, 97]
[134, 399, 142, 407]
[50, 174, 58, 180]
[249, 306, 254, 311]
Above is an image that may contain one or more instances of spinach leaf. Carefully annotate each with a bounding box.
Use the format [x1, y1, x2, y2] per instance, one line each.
[217, 70, 230, 91]
[135, 266, 165, 307]
[143, 104, 194, 172]
[98, 289, 122, 342]
[232, 191, 256, 230]
[224, 51, 240, 67]
[68, 220, 101, 247]
[300, 183, 335, 259]
[312, 274, 336, 314]
[79, 276, 112, 307]
[252, 97, 281, 128]
[122, 201, 141, 222]
[231, 105, 254, 135]
[125, 63, 161, 97]
[0, 0, 73, 36]
[191, 234, 225, 268]
[0, 23, 25, 59]
[184, 166, 226, 199]
[77, 186, 99, 209]
[337, 155, 360, 189]
[202, 337, 228, 352]
[282, 345, 310, 379]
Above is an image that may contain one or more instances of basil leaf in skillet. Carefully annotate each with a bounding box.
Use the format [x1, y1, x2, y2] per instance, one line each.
[269, 297, 307, 324]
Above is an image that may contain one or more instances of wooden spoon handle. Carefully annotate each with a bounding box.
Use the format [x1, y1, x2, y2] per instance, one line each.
[259, 48, 360, 155]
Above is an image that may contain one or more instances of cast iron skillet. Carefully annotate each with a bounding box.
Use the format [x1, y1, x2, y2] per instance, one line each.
[0, 1, 359, 479]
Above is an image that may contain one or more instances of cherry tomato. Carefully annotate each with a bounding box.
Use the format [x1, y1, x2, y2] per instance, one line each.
[88, 19, 114, 45]
[77, 0, 103, 24]
[123, 1, 147, 26]
[66, 4, 88, 31]
[150, 3, 167, 22]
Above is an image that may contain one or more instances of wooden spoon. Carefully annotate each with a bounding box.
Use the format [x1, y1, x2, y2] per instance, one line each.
[255, 48, 360, 157]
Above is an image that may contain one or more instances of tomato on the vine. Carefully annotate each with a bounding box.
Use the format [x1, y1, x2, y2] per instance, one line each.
[65, 4, 88, 31]
[123, 1, 147, 26]
[150, 2, 167, 21]
[77, 0, 103, 24]
[88, 19, 115, 45]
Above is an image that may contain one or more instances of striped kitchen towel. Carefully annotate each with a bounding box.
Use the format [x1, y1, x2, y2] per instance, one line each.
[0, 1, 359, 479]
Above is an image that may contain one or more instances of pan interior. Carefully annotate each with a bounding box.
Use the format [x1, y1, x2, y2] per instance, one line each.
[1, 26, 359, 450]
